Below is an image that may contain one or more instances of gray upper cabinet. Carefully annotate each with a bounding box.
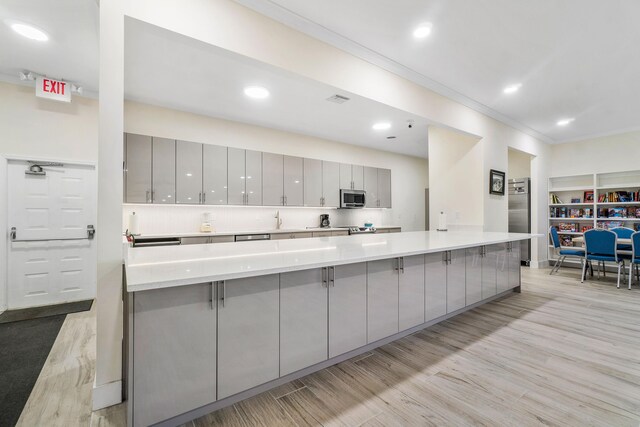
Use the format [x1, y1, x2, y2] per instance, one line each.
[378, 168, 392, 208]
[364, 167, 378, 208]
[425, 252, 447, 321]
[245, 150, 262, 205]
[352, 165, 364, 190]
[125, 133, 152, 203]
[329, 263, 367, 358]
[263, 152, 284, 206]
[339, 163, 352, 189]
[217, 275, 279, 399]
[304, 158, 323, 207]
[133, 283, 216, 427]
[322, 161, 340, 207]
[176, 140, 203, 204]
[151, 137, 175, 204]
[227, 147, 245, 205]
[447, 249, 466, 313]
[283, 155, 303, 206]
[280, 268, 328, 376]
[203, 144, 227, 205]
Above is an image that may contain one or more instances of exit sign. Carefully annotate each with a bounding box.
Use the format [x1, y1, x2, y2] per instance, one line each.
[36, 76, 71, 102]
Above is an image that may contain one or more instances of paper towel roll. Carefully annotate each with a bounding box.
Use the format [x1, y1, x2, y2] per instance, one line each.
[437, 211, 447, 231]
[129, 212, 140, 235]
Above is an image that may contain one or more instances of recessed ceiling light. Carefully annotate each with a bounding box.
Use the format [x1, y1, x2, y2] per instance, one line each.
[413, 23, 433, 39]
[8, 21, 49, 42]
[503, 83, 522, 94]
[244, 86, 270, 99]
[557, 118, 575, 126]
[372, 122, 391, 131]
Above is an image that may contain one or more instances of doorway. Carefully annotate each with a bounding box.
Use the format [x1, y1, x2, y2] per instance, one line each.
[5, 159, 97, 309]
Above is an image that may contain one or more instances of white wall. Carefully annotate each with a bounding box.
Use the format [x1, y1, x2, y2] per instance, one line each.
[550, 131, 640, 176]
[124, 101, 428, 233]
[428, 126, 483, 231]
[0, 82, 98, 314]
[508, 148, 532, 180]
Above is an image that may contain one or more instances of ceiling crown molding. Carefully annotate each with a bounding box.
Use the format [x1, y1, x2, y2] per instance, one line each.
[234, 0, 554, 144]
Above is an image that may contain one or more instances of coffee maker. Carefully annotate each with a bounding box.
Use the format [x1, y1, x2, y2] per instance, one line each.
[320, 214, 330, 228]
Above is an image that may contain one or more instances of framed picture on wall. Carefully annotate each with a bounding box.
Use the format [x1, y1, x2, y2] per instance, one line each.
[489, 169, 506, 195]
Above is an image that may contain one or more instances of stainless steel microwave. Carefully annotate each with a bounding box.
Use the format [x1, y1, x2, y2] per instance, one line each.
[340, 189, 366, 208]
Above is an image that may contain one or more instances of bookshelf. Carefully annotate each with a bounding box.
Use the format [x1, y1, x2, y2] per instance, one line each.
[548, 170, 640, 265]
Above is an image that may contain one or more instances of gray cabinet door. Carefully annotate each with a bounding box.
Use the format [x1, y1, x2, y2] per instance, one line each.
[352, 165, 364, 190]
[363, 166, 378, 208]
[280, 268, 328, 376]
[227, 147, 245, 205]
[133, 283, 216, 427]
[125, 133, 152, 203]
[367, 258, 399, 343]
[378, 168, 392, 208]
[322, 161, 341, 207]
[339, 163, 352, 189]
[482, 244, 499, 299]
[217, 275, 279, 399]
[283, 155, 303, 206]
[151, 137, 175, 204]
[425, 252, 447, 321]
[399, 255, 425, 330]
[465, 247, 483, 306]
[508, 242, 521, 290]
[245, 150, 262, 205]
[263, 152, 284, 206]
[203, 144, 227, 205]
[496, 243, 510, 293]
[304, 158, 323, 207]
[447, 249, 466, 313]
[329, 263, 367, 358]
[176, 140, 203, 204]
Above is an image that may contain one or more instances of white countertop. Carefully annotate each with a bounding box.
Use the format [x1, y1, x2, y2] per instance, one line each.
[134, 226, 400, 239]
[125, 231, 539, 292]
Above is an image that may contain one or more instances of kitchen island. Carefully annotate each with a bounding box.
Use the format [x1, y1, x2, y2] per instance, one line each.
[125, 231, 537, 427]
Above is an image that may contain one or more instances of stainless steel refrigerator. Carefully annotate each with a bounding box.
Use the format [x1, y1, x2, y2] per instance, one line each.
[508, 178, 531, 265]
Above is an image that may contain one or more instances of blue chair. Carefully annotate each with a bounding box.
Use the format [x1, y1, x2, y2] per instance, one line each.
[582, 229, 626, 287]
[611, 227, 634, 251]
[549, 226, 585, 275]
[628, 232, 640, 289]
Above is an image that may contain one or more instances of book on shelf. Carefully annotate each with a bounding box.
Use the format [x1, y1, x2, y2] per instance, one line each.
[597, 207, 638, 219]
[584, 191, 594, 202]
[550, 194, 562, 204]
[556, 223, 578, 232]
[550, 207, 591, 219]
[581, 225, 594, 233]
[597, 221, 625, 230]
[570, 198, 581, 203]
[597, 190, 640, 203]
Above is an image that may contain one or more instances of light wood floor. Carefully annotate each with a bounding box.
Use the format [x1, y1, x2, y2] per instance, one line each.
[17, 267, 640, 426]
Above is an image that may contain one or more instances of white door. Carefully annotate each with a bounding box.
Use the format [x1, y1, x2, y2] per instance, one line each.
[7, 160, 97, 309]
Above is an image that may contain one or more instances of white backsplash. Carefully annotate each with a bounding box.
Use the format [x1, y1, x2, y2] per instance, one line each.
[123, 204, 389, 235]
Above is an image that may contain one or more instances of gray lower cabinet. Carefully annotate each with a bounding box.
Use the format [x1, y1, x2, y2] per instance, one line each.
[176, 140, 203, 204]
[399, 255, 425, 330]
[363, 166, 378, 208]
[497, 244, 509, 293]
[508, 242, 521, 289]
[280, 268, 328, 376]
[367, 258, 399, 343]
[425, 252, 447, 321]
[283, 155, 303, 206]
[482, 244, 499, 299]
[329, 263, 367, 358]
[203, 144, 227, 205]
[263, 153, 284, 206]
[465, 247, 483, 305]
[378, 168, 392, 208]
[217, 275, 279, 399]
[304, 158, 323, 207]
[322, 161, 340, 207]
[447, 249, 466, 313]
[124, 133, 152, 203]
[133, 283, 216, 427]
[152, 137, 176, 204]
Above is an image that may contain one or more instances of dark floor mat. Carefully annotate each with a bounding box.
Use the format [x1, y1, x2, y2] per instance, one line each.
[0, 314, 66, 427]
[0, 300, 93, 324]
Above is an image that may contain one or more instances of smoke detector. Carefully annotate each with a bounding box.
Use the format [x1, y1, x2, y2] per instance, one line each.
[326, 94, 350, 104]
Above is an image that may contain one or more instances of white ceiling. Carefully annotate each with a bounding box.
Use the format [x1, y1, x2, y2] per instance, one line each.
[124, 19, 430, 158]
[237, 0, 640, 143]
[0, 0, 99, 93]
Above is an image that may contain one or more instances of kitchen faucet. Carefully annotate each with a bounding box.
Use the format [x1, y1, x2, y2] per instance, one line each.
[275, 210, 283, 230]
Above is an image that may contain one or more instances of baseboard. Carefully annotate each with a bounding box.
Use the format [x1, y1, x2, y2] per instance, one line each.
[92, 379, 122, 410]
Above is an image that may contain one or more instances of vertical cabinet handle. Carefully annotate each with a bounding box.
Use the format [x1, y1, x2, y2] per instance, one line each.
[202, 192, 206, 204]
[400, 257, 405, 273]
[218, 281, 226, 307]
[394, 258, 400, 272]
[330, 266, 335, 287]
[210, 282, 214, 309]
[145, 190, 150, 203]
[322, 267, 328, 287]
[442, 251, 447, 265]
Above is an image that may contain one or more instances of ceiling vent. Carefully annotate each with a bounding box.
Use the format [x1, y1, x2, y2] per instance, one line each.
[326, 94, 350, 104]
